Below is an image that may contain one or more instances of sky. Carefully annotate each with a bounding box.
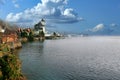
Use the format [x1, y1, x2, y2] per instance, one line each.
[0, 0, 120, 35]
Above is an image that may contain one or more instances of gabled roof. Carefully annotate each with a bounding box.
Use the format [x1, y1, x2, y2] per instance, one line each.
[41, 18, 45, 22]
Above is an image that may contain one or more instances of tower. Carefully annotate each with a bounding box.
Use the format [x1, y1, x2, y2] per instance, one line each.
[34, 19, 46, 37]
[40, 19, 46, 34]
[34, 19, 46, 33]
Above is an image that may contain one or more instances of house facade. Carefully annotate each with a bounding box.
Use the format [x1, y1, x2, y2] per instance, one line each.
[34, 19, 46, 37]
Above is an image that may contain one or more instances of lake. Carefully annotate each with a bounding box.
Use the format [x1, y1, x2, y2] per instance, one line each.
[19, 36, 120, 80]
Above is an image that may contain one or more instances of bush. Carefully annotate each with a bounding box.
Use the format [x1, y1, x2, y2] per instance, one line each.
[0, 54, 26, 80]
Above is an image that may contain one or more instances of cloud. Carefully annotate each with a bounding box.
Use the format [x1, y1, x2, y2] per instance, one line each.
[80, 22, 120, 35]
[110, 23, 118, 27]
[85, 23, 120, 35]
[109, 23, 120, 35]
[89, 24, 104, 32]
[12, 0, 17, 3]
[11, 0, 20, 8]
[6, 0, 82, 25]
[14, 4, 19, 8]
[0, 0, 19, 8]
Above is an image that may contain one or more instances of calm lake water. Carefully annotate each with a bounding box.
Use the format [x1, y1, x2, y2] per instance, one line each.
[19, 36, 120, 80]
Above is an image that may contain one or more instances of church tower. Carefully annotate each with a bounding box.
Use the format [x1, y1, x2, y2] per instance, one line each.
[34, 18, 46, 34]
[40, 19, 46, 34]
[34, 19, 46, 38]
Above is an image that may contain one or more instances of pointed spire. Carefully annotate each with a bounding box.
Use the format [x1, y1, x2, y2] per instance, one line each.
[41, 18, 45, 22]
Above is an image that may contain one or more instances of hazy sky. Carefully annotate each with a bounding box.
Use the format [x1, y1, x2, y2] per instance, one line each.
[0, 0, 120, 35]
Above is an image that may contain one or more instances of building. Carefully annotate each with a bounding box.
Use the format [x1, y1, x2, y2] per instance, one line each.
[34, 19, 46, 33]
[0, 21, 22, 50]
[34, 19, 46, 38]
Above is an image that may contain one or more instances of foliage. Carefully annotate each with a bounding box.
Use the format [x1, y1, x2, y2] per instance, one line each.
[0, 54, 26, 80]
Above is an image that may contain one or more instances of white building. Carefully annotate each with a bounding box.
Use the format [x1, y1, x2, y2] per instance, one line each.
[34, 19, 46, 36]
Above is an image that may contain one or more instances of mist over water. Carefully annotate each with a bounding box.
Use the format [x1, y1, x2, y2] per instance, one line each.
[19, 36, 120, 80]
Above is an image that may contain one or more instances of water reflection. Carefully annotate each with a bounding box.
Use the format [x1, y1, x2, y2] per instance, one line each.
[22, 41, 45, 58]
